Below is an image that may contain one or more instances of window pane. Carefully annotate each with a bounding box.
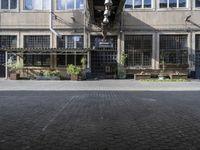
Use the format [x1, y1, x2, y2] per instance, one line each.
[125, 0, 133, 9]
[134, 0, 142, 8]
[144, 0, 151, 8]
[57, 54, 66, 66]
[179, 0, 186, 7]
[66, 36, 74, 48]
[67, 0, 74, 9]
[67, 55, 75, 65]
[1, 0, 8, 9]
[169, 0, 177, 7]
[10, 0, 17, 9]
[43, 0, 50, 10]
[74, 36, 83, 49]
[160, 0, 167, 8]
[33, 0, 42, 10]
[196, 0, 200, 7]
[76, 0, 84, 9]
[57, 0, 65, 10]
[24, 0, 32, 10]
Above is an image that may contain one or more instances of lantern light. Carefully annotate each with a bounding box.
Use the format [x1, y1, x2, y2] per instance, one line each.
[104, 0, 113, 6]
[103, 16, 109, 24]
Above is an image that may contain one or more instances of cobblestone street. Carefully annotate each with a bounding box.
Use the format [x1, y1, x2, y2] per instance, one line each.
[1, 91, 200, 150]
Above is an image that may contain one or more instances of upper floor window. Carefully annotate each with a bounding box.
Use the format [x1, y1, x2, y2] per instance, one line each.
[57, 35, 84, 49]
[0, 0, 17, 10]
[196, 0, 200, 7]
[0, 35, 17, 49]
[24, 0, 50, 10]
[125, 0, 152, 9]
[57, 0, 84, 10]
[159, 0, 187, 8]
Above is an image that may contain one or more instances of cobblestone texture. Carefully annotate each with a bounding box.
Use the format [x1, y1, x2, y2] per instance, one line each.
[1, 91, 200, 150]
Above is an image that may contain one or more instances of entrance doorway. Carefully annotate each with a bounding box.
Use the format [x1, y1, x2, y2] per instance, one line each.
[0, 51, 5, 78]
[90, 35, 118, 79]
[91, 50, 117, 78]
[196, 50, 200, 79]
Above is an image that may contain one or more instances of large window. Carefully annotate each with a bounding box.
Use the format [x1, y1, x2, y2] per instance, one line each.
[125, 35, 152, 67]
[24, 0, 50, 10]
[0, 36, 17, 49]
[160, 35, 188, 65]
[23, 36, 50, 67]
[57, 35, 85, 67]
[159, 0, 187, 8]
[196, 0, 200, 7]
[0, 0, 17, 10]
[57, 35, 83, 49]
[125, 0, 152, 9]
[57, 0, 84, 10]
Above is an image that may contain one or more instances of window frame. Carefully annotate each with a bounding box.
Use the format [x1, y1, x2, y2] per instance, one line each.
[0, 0, 18, 11]
[124, 0, 154, 10]
[23, 0, 50, 11]
[56, 0, 84, 11]
[195, 0, 200, 8]
[23, 35, 51, 67]
[158, 0, 188, 9]
[159, 34, 189, 66]
[124, 34, 153, 68]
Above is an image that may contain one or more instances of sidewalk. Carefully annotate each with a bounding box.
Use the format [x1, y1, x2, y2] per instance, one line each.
[0, 79, 200, 91]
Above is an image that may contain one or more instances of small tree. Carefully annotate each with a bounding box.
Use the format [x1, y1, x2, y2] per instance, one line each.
[81, 56, 87, 69]
[120, 52, 128, 66]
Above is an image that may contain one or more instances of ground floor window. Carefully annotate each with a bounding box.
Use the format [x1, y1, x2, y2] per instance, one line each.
[0, 35, 17, 49]
[23, 54, 50, 67]
[160, 35, 188, 65]
[57, 52, 87, 67]
[125, 35, 152, 67]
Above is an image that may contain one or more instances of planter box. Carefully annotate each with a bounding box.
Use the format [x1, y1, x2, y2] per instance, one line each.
[35, 76, 60, 80]
[71, 75, 80, 81]
[134, 74, 151, 80]
[10, 73, 20, 80]
[170, 74, 188, 79]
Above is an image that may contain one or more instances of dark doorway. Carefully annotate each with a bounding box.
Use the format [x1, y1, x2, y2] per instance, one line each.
[0, 51, 5, 78]
[195, 50, 200, 79]
[91, 50, 117, 79]
[195, 35, 200, 79]
[90, 35, 118, 79]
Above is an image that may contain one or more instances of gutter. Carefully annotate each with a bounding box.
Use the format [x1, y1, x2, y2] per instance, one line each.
[49, 0, 62, 38]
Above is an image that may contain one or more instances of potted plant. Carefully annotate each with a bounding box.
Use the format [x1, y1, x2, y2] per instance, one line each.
[118, 52, 127, 79]
[80, 56, 87, 80]
[158, 51, 167, 80]
[66, 64, 81, 80]
[8, 61, 24, 80]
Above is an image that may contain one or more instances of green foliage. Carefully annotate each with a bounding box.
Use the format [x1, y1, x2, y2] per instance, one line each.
[66, 64, 81, 75]
[8, 61, 24, 73]
[43, 70, 60, 77]
[120, 52, 128, 65]
[81, 56, 87, 69]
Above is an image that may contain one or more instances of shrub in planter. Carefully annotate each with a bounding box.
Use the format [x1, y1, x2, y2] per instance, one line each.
[36, 70, 61, 80]
[81, 56, 87, 80]
[8, 61, 24, 80]
[118, 52, 127, 79]
[66, 64, 81, 81]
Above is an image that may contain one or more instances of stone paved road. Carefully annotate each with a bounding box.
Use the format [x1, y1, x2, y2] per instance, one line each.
[1, 91, 200, 150]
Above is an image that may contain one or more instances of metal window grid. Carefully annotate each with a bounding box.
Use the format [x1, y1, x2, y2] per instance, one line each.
[24, 36, 50, 49]
[125, 35, 152, 67]
[0, 35, 17, 49]
[160, 35, 188, 65]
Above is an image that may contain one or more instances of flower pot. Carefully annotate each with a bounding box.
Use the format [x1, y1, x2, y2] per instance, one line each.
[10, 73, 20, 80]
[71, 74, 79, 81]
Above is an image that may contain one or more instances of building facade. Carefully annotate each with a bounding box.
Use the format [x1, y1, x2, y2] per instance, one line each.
[0, 0, 200, 79]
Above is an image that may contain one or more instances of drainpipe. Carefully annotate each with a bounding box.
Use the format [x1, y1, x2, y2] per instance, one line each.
[49, 0, 62, 38]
